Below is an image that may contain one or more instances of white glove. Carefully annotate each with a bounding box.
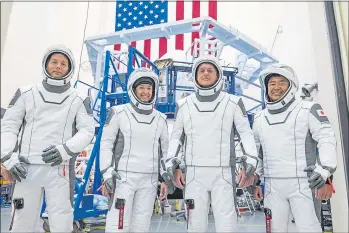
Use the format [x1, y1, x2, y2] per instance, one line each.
[2, 153, 29, 182]
[41, 145, 72, 166]
[304, 165, 330, 189]
[103, 167, 121, 193]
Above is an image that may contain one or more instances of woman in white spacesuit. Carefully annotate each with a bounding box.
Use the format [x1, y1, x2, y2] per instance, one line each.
[165, 55, 258, 232]
[99, 67, 169, 232]
[253, 64, 337, 232]
[1, 45, 95, 233]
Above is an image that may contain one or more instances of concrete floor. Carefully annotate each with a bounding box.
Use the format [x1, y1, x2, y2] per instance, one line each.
[1, 206, 266, 232]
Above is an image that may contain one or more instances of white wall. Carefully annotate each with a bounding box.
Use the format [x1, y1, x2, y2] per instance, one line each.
[1, 2, 14, 61]
[308, 2, 348, 232]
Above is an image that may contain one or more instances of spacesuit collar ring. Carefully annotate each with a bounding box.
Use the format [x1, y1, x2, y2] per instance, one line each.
[42, 80, 71, 93]
[130, 101, 153, 115]
[195, 84, 222, 102]
[267, 96, 296, 114]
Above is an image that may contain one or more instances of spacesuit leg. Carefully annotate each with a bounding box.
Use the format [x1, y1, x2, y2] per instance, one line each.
[184, 166, 210, 232]
[129, 181, 157, 232]
[263, 178, 290, 232]
[10, 165, 44, 232]
[44, 164, 74, 233]
[105, 178, 135, 232]
[289, 178, 322, 233]
[210, 167, 237, 232]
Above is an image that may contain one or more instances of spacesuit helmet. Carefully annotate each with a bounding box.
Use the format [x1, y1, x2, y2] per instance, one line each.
[42, 45, 76, 86]
[259, 63, 299, 111]
[192, 55, 224, 97]
[127, 67, 159, 111]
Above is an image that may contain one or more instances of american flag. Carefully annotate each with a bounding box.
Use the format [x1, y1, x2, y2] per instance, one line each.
[113, 0, 218, 62]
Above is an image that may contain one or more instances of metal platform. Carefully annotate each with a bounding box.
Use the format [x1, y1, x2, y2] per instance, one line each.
[84, 16, 278, 88]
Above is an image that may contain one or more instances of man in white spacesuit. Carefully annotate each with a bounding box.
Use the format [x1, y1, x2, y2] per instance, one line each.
[1, 45, 95, 232]
[252, 64, 337, 232]
[99, 68, 169, 232]
[165, 55, 258, 232]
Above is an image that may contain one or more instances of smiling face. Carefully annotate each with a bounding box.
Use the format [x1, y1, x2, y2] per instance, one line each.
[135, 84, 153, 103]
[46, 53, 70, 79]
[196, 63, 218, 88]
[267, 75, 290, 101]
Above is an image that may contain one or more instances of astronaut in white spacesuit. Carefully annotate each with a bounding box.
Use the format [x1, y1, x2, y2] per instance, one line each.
[252, 64, 337, 232]
[99, 68, 169, 232]
[1, 45, 95, 232]
[165, 55, 258, 232]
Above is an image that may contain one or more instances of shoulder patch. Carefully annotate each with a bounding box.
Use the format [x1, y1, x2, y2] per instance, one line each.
[310, 103, 330, 124]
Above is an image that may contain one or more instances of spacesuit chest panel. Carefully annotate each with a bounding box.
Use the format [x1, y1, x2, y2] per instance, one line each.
[259, 100, 310, 178]
[117, 106, 162, 173]
[20, 85, 80, 159]
[183, 93, 234, 166]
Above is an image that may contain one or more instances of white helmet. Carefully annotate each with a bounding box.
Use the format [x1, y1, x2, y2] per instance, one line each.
[259, 64, 299, 111]
[42, 45, 75, 86]
[127, 67, 159, 111]
[192, 55, 224, 97]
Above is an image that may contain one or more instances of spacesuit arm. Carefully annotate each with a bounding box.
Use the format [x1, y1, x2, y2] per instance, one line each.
[308, 103, 337, 179]
[166, 106, 185, 168]
[253, 124, 263, 177]
[57, 97, 95, 161]
[100, 108, 120, 177]
[1, 89, 26, 163]
[159, 118, 169, 182]
[233, 98, 258, 168]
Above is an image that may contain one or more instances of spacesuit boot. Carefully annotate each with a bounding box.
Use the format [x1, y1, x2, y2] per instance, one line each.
[10, 164, 74, 232]
[264, 178, 322, 233]
[105, 171, 158, 232]
[184, 166, 238, 232]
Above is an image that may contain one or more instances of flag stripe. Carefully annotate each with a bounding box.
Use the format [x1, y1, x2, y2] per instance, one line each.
[208, 0, 217, 55]
[114, 44, 121, 51]
[159, 38, 167, 58]
[131, 41, 137, 66]
[175, 0, 185, 50]
[191, 1, 200, 55]
[208, 0, 217, 20]
[143, 39, 151, 66]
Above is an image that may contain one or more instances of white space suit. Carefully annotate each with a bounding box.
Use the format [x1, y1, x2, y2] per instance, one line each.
[1, 45, 95, 232]
[166, 55, 258, 232]
[254, 64, 337, 232]
[100, 68, 168, 232]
